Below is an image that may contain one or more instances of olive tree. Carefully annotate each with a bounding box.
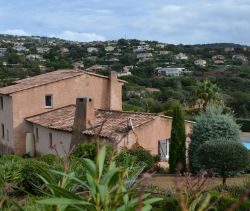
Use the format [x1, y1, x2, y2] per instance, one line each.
[197, 140, 250, 185]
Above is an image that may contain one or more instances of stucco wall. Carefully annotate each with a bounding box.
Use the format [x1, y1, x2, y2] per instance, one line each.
[11, 72, 123, 154]
[32, 125, 71, 157]
[117, 116, 193, 155]
[30, 116, 193, 158]
[0, 95, 14, 152]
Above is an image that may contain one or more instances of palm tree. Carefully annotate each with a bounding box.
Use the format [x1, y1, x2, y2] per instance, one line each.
[194, 80, 222, 110]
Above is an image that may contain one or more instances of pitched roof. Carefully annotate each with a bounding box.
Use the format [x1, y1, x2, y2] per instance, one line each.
[25, 105, 158, 138]
[0, 69, 125, 95]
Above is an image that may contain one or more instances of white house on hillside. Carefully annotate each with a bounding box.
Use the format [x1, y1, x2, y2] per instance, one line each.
[157, 67, 185, 77]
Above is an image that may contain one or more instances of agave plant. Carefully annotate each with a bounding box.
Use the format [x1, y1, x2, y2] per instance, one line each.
[37, 145, 161, 210]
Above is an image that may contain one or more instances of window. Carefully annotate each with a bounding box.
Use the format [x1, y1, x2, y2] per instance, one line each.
[45, 95, 53, 108]
[6, 129, 9, 141]
[49, 133, 52, 147]
[0, 96, 3, 110]
[1, 124, 4, 139]
[35, 127, 39, 142]
[158, 139, 170, 160]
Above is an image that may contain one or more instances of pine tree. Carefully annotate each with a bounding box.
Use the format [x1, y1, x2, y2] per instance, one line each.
[169, 104, 186, 173]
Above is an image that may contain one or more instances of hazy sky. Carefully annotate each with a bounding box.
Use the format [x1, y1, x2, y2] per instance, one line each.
[0, 0, 250, 44]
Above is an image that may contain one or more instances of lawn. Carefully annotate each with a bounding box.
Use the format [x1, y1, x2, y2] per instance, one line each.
[147, 174, 250, 190]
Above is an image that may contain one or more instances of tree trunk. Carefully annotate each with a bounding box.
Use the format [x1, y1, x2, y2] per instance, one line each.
[222, 177, 226, 185]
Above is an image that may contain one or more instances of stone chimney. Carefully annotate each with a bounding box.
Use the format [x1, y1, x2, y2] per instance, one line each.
[109, 71, 122, 110]
[70, 97, 95, 148]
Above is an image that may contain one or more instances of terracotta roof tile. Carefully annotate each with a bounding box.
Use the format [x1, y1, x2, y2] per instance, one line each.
[25, 105, 158, 138]
[0, 69, 125, 95]
[0, 69, 83, 95]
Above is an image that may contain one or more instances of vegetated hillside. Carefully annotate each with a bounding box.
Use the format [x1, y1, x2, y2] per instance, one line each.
[0, 34, 250, 121]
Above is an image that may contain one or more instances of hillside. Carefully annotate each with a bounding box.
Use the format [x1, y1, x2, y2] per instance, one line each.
[0, 34, 250, 125]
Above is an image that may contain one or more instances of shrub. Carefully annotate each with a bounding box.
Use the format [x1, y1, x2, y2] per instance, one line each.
[126, 148, 155, 171]
[17, 159, 48, 194]
[37, 145, 162, 210]
[0, 157, 22, 189]
[115, 150, 146, 186]
[36, 154, 63, 172]
[197, 140, 250, 184]
[152, 196, 179, 211]
[189, 106, 241, 172]
[72, 142, 112, 161]
[213, 185, 245, 198]
[153, 154, 161, 163]
[36, 154, 58, 165]
[210, 191, 250, 211]
[169, 104, 186, 173]
[153, 165, 168, 174]
[0, 154, 21, 164]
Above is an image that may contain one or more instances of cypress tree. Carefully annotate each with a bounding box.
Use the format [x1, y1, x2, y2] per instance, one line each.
[169, 104, 186, 173]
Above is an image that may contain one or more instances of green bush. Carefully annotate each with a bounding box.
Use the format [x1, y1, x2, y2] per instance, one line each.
[189, 106, 241, 172]
[0, 157, 22, 188]
[17, 159, 48, 194]
[153, 154, 161, 163]
[126, 148, 155, 171]
[197, 140, 250, 184]
[152, 196, 179, 211]
[153, 165, 168, 174]
[213, 185, 245, 198]
[36, 154, 63, 172]
[72, 142, 96, 159]
[0, 154, 21, 164]
[237, 118, 250, 132]
[115, 149, 146, 177]
[72, 142, 112, 161]
[36, 154, 58, 164]
[210, 191, 250, 211]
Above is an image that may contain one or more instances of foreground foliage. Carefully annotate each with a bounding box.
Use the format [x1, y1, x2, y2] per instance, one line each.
[37, 145, 162, 210]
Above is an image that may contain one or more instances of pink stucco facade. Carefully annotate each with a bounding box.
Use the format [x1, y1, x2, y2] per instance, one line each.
[0, 71, 123, 155]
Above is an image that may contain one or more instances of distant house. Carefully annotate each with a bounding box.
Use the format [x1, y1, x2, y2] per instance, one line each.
[156, 43, 166, 49]
[194, 59, 207, 67]
[60, 47, 69, 54]
[123, 65, 134, 72]
[232, 54, 248, 62]
[0, 48, 7, 57]
[224, 47, 234, 52]
[105, 46, 115, 52]
[212, 55, 225, 64]
[133, 45, 151, 52]
[26, 54, 43, 61]
[212, 55, 225, 61]
[117, 66, 133, 77]
[159, 51, 170, 55]
[157, 67, 185, 77]
[73, 61, 84, 69]
[37, 47, 50, 54]
[175, 53, 188, 60]
[87, 47, 98, 53]
[38, 65, 47, 71]
[117, 72, 132, 77]
[106, 58, 119, 62]
[136, 53, 153, 59]
[86, 65, 109, 72]
[12, 46, 29, 52]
